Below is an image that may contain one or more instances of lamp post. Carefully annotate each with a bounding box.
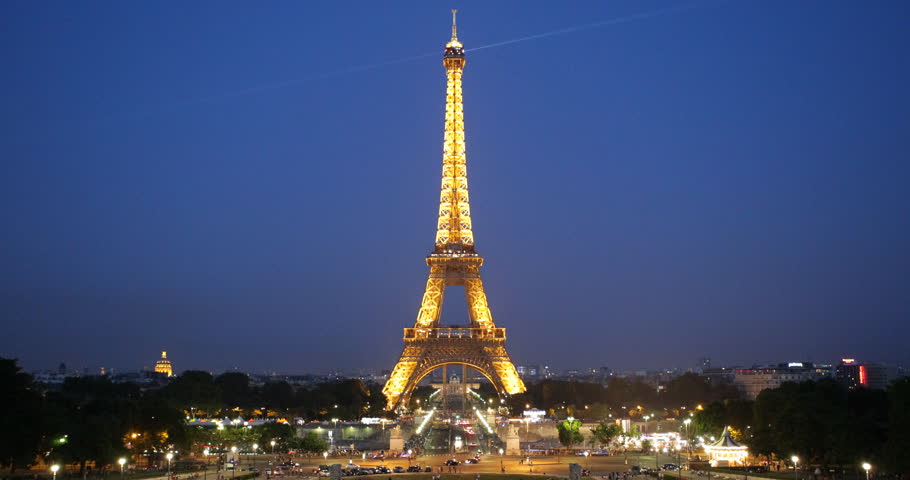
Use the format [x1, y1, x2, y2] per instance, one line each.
[118, 458, 126, 480]
[166, 452, 174, 479]
[791, 456, 799, 480]
[584, 450, 590, 468]
[862, 463, 871, 480]
[407, 449, 412, 466]
[270, 440, 276, 455]
[51, 465, 60, 480]
[230, 447, 237, 480]
[323, 451, 328, 462]
[683, 419, 691, 459]
[252, 444, 258, 470]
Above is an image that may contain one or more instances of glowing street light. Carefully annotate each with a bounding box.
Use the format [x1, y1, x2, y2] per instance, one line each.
[791, 456, 799, 480]
[51, 465, 60, 480]
[862, 463, 871, 480]
[323, 451, 328, 461]
[270, 440, 276, 454]
[166, 453, 174, 478]
[230, 447, 237, 480]
[118, 458, 127, 480]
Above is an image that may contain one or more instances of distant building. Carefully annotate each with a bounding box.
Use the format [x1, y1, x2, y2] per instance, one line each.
[835, 358, 891, 390]
[154, 351, 174, 377]
[517, 365, 540, 378]
[703, 367, 738, 385]
[733, 362, 829, 399]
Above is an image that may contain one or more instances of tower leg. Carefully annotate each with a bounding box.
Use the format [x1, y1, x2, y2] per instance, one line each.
[464, 277, 494, 329]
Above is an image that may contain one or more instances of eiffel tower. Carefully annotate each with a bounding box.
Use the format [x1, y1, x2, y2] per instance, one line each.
[382, 11, 526, 411]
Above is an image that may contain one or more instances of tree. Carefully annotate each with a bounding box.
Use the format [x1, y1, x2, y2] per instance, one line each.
[253, 423, 296, 450]
[589, 421, 622, 450]
[0, 358, 43, 472]
[641, 439, 652, 453]
[160, 370, 221, 415]
[216, 372, 254, 410]
[556, 419, 584, 449]
[883, 378, 910, 473]
[261, 382, 295, 412]
[292, 432, 328, 453]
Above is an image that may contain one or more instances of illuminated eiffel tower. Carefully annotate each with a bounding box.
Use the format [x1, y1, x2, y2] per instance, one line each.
[383, 11, 526, 411]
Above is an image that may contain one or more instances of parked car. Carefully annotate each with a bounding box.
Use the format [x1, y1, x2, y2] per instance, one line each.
[423, 467, 432, 473]
[393, 467, 405, 473]
[444, 460, 460, 466]
[662, 464, 680, 471]
[406, 466, 421, 473]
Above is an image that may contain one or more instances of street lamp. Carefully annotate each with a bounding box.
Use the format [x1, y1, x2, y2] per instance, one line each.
[252, 444, 258, 469]
[166, 453, 174, 478]
[584, 450, 590, 468]
[323, 451, 328, 461]
[862, 463, 871, 480]
[118, 458, 126, 480]
[51, 465, 60, 480]
[683, 419, 691, 455]
[791, 456, 799, 480]
[270, 440, 276, 454]
[407, 449, 413, 466]
[230, 447, 237, 480]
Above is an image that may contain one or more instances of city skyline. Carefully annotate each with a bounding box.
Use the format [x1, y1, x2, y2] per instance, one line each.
[3, 2, 909, 373]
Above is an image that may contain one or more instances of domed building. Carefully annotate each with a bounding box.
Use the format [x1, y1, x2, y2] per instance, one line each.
[154, 351, 173, 377]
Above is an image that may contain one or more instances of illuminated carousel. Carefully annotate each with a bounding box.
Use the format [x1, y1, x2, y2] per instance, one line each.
[704, 427, 748, 467]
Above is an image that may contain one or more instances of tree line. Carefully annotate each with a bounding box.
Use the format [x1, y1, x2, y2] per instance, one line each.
[0, 358, 380, 474]
[507, 372, 740, 417]
[692, 378, 910, 474]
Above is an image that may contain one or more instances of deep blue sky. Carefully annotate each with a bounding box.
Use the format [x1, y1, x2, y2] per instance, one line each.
[2, 1, 908, 375]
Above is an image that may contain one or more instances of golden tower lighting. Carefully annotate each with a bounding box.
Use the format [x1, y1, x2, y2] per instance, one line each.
[155, 351, 173, 377]
[382, 10, 526, 411]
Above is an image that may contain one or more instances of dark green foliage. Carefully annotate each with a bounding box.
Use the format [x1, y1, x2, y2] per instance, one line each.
[252, 422, 295, 448]
[589, 421, 622, 449]
[0, 358, 43, 471]
[556, 419, 584, 448]
[692, 398, 754, 438]
[882, 377, 910, 473]
[291, 432, 328, 453]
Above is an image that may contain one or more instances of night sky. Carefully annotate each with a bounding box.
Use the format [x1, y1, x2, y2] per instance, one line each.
[2, 1, 908, 375]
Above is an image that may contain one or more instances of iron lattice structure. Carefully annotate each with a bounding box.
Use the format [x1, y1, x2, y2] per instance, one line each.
[383, 12, 526, 411]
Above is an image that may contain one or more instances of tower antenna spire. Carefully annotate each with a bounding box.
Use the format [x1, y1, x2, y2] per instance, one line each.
[451, 9, 458, 41]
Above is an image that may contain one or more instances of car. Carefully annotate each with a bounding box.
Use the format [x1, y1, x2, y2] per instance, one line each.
[662, 464, 680, 471]
[406, 466, 421, 473]
[393, 467, 405, 473]
[424, 467, 432, 473]
[464, 458, 478, 464]
[444, 460, 460, 466]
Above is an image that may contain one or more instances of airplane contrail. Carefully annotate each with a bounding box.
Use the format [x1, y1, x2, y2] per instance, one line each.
[467, 3, 705, 52]
[115, 3, 707, 118]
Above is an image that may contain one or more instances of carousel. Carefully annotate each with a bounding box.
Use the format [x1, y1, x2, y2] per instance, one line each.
[704, 427, 748, 467]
